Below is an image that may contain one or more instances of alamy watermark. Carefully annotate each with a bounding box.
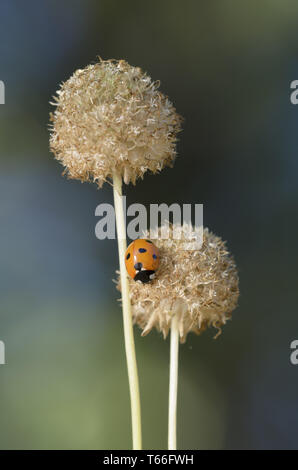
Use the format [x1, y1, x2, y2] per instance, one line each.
[0, 341, 5, 365]
[95, 198, 203, 250]
[0, 80, 5, 104]
[290, 340, 298, 365]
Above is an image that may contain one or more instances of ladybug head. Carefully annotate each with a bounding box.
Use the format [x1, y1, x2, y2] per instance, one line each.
[134, 269, 156, 283]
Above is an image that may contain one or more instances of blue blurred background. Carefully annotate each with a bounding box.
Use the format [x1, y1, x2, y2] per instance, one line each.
[0, 0, 297, 449]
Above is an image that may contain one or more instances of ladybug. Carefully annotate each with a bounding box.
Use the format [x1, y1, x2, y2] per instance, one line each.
[125, 239, 160, 283]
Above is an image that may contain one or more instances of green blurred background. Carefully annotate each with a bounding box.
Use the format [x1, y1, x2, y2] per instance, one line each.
[0, 0, 297, 449]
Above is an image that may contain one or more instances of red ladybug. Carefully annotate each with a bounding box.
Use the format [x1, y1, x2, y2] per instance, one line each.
[125, 239, 160, 283]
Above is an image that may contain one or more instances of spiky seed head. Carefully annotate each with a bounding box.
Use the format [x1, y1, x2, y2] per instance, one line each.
[118, 224, 239, 343]
[49, 59, 182, 187]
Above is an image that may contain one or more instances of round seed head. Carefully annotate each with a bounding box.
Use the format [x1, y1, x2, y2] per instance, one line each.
[118, 224, 239, 343]
[49, 59, 182, 186]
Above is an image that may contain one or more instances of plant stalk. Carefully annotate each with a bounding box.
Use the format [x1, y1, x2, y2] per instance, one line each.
[112, 171, 142, 450]
[168, 313, 179, 450]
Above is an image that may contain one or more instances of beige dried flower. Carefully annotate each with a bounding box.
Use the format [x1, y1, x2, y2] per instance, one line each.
[49, 58, 182, 186]
[118, 224, 239, 343]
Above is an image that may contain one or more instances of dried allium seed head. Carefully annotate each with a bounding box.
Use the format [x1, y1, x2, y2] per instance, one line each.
[49, 59, 182, 187]
[118, 224, 239, 343]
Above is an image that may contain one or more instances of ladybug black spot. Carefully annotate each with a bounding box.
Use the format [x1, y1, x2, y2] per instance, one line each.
[126, 253, 131, 260]
[134, 262, 143, 271]
[139, 248, 147, 253]
[152, 254, 157, 259]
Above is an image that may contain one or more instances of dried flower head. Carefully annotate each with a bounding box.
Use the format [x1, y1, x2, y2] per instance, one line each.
[118, 224, 239, 343]
[49, 59, 182, 187]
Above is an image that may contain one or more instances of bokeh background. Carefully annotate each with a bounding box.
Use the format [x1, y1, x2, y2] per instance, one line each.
[0, 0, 297, 449]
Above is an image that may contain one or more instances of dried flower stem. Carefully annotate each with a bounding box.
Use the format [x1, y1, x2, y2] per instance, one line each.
[168, 313, 179, 450]
[112, 171, 142, 450]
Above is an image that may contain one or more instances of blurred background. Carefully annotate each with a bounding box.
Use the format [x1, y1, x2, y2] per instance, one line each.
[0, 0, 297, 450]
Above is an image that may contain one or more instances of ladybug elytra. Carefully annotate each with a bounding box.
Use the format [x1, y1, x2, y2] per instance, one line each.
[125, 239, 160, 283]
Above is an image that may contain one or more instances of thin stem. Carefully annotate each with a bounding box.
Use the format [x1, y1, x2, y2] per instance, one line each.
[112, 171, 142, 450]
[168, 313, 179, 450]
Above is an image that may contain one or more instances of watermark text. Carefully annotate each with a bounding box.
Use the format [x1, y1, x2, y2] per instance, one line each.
[290, 340, 298, 365]
[0, 81, 5, 104]
[0, 341, 5, 365]
[95, 198, 203, 250]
